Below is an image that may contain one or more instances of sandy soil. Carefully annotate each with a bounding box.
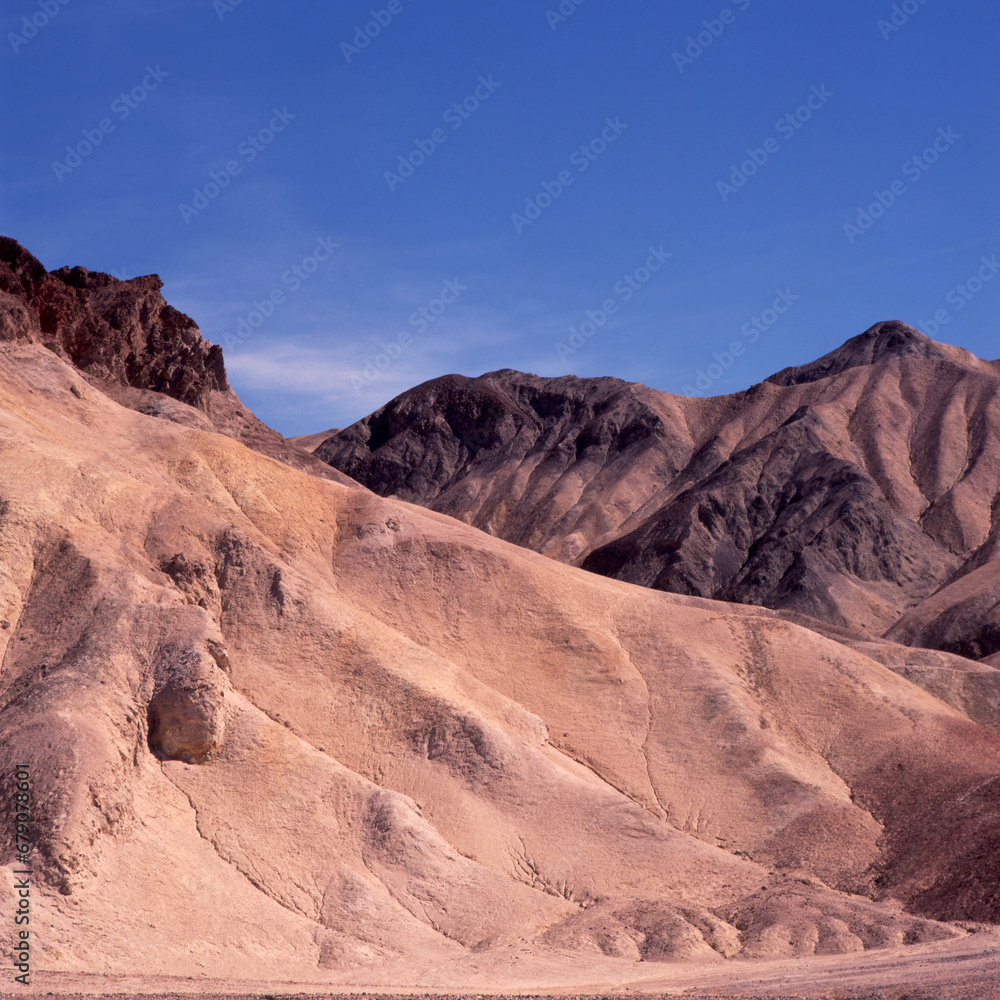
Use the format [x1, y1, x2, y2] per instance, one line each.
[18, 928, 1000, 999]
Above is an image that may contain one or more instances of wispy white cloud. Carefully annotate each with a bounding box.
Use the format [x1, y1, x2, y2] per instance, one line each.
[224, 341, 455, 420]
[225, 344, 358, 395]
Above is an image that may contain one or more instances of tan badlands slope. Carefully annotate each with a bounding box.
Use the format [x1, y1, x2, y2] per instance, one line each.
[0, 241, 998, 990]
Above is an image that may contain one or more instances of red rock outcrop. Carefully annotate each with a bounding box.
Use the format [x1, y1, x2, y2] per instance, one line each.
[0, 236, 356, 486]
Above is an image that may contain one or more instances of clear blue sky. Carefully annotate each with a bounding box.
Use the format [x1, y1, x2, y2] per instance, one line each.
[3, 0, 998, 435]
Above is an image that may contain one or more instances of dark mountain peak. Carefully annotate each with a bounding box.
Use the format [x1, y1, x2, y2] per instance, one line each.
[855, 319, 935, 356]
[479, 367, 631, 388]
[766, 321, 951, 386]
[0, 237, 356, 485]
[360, 369, 641, 437]
[0, 235, 47, 282]
[0, 234, 227, 408]
[483, 367, 639, 395]
[51, 262, 163, 294]
[313, 367, 668, 515]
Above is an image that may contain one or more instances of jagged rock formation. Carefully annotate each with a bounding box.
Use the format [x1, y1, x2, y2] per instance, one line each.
[312, 325, 1000, 664]
[0, 237, 356, 486]
[0, 242, 998, 989]
[0, 236, 227, 407]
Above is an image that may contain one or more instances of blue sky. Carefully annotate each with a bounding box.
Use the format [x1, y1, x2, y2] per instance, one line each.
[3, 0, 998, 435]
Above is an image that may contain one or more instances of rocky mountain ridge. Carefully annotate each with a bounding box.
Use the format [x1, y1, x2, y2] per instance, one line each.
[312, 323, 1000, 659]
[0, 236, 227, 407]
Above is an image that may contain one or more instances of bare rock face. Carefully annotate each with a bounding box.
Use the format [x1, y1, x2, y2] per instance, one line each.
[147, 647, 227, 763]
[540, 897, 743, 961]
[765, 319, 999, 385]
[4, 336, 995, 979]
[0, 236, 357, 487]
[314, 370, 687, 559]
[0, 236, 228, 408]
[313, 323, 1000, 658]
[718, 877, 957, 958]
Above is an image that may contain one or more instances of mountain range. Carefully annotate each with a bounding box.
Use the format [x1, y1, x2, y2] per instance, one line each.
[309, 323, 1000, 668]
[1, 237, 998, 994]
